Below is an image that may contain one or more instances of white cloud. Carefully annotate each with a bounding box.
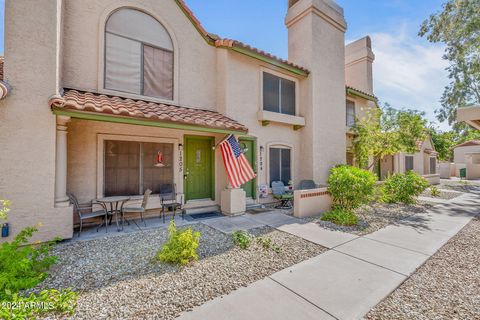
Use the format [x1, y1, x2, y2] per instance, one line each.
[367, 24, 451, 130]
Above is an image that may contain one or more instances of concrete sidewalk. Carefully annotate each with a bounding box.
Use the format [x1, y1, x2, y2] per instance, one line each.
[178, 193, 479, 320]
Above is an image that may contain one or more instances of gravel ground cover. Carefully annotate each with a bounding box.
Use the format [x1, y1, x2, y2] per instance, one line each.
[301, 202, 433, 235]
[420, 189, 462, 200]
[366, 218, 480, 320]
[439, 180, 480, 193]
[38, 224, 325, 319]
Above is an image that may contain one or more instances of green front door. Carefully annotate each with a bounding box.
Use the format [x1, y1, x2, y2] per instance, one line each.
[185, 136, 214, 201]
[239, 139, 256, 198]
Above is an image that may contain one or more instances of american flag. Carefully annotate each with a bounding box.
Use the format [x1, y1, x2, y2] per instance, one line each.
[219, 135, 256, 189]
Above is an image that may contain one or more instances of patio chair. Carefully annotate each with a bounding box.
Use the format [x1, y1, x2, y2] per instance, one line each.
[122, 189, 152, 228]
[159, 183, 183, 223]
[271, 181, 294, 209]
[298, 180, 317, 190]
[67, 193, 108, 237]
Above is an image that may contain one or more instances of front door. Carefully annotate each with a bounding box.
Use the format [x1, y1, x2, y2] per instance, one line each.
[239, 139, 256, 198]
[185, 136, 214, 201]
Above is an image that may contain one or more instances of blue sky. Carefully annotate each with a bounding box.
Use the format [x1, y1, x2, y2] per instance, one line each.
[0, 0, 450, 130]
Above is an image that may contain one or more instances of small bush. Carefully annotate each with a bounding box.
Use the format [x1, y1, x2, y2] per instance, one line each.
[429, 186, 440, 197]
[157, 221, 200, 265]
[321, 207, 359, 226]
[327, 165, 377, 211]
[381, 171, 429, 204]
[231, 230, 252, 249]
[0, 227, 59, 300]
[0, 288, 78, 320]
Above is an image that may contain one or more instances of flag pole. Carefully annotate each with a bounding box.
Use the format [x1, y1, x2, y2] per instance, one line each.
[214, 134, 233, 148]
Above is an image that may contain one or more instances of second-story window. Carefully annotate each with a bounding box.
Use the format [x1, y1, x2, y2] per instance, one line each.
[263, 72, 296, 116]
[105, 8, 173, 100]
[346, 100, 355, 127]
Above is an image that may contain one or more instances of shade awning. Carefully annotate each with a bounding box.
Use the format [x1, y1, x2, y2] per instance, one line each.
[49, 89, 248, 134]
[457, 105, 480, 130]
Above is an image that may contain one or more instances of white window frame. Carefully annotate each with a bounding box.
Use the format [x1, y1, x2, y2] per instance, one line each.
[260, 68, 299, 116]
[97, 5, 179, 104]
[266, 142, 294, 187]
[96, 134, 180, 199]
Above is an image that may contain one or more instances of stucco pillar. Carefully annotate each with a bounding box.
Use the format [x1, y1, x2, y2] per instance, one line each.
[55, 115, 70, 207]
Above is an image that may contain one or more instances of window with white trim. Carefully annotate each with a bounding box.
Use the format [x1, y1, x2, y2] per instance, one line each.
[263, 72, 296, 116]
[269, 146, 291, 186]
[405, 155, 414, 171]
[104, 140, 174, 196]
[346, 100, 355, 127]
[105, 8, 173, 100]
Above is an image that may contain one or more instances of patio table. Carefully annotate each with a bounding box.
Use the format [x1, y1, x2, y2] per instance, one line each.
[96, 196, 130, 231]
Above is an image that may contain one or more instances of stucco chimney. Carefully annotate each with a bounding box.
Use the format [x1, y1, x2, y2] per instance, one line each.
[345, 36, 375, 95]
[286, 0, 347, 184]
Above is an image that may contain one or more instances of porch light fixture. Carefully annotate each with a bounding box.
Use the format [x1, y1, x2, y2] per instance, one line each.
[178, 144, 183, 151]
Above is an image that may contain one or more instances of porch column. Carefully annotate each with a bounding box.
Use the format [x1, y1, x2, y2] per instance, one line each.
[55, 115, 70, 207]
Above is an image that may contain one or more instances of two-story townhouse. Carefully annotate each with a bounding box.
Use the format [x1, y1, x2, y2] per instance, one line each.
[0, 0, 373, 241]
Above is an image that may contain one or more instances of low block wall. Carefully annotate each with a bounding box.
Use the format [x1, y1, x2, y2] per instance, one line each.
[293, 187, 332, 218]
[422, 174, 440, 185]
[439, 162, 454, 179]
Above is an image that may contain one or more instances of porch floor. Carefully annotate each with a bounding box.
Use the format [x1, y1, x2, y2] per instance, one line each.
[69, 209, 301, 242]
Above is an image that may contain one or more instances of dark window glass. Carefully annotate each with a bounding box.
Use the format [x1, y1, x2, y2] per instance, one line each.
[105, 141, 140, 196]
[263, 72, 280, 113]
[281, 78, 296, 115]
[405, 156, 414, 171]
[281, 148, 292, 184]
[430, 157, 436, 174]
[263, 72, 296, 115]
[269, 148, 281, 185]
[346, 100, 355, 127]
[269, 147, 292, 186]
[104, 140, 174, 196]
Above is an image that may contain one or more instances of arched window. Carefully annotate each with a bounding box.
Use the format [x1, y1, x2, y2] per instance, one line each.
[105, 8, 173, 100]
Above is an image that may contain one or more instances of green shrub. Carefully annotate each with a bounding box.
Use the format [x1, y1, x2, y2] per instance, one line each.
[0, 227, 59, 300]
[0, 200, 10, 220]
[327, 165, 377, 212]
[321, 207, 359, 226]
[157, 221, 200, 265]
[0, 288, 78, 320]
[231, 230, 252, 249]
[429, 186, 440, 197]
[381, 171, 429, 204]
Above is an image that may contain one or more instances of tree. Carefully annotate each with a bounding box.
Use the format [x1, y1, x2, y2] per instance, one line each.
[429, 128, 458, 161]
[352, 105, 428, 169]
[419, 0, 480, 132]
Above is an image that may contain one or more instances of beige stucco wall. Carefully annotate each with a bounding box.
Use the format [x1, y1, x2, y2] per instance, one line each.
[396, 138, 436, 175]
[61, 0, 217, 110]
[0, 0, 72, 242]
[287, 0, 347, 184]
[67, 119, 232, 208]
[454, 145, 480, 164]
[345, 36, 375, 95]
[1, 0, 358, 240]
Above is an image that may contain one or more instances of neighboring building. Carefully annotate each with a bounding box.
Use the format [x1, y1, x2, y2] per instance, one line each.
[1, 0, 373, 241]
[378, 137, 439, 184]
[344, 37, 378, 166]
[451, 140, 480, 179]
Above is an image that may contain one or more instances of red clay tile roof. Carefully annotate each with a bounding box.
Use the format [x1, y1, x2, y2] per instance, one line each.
[49, 89, 248, 133]
[454, 140, 480, 148]
[346, 85, 377, 101]
[174, 0, 309, 75]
